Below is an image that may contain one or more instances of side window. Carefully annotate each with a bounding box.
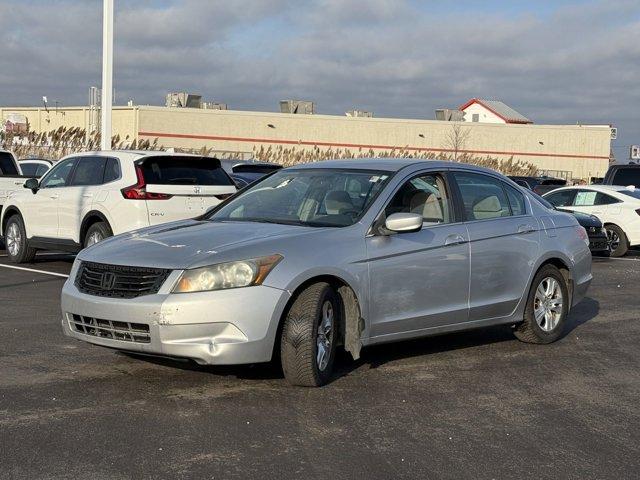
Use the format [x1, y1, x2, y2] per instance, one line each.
[70, 157, 107, 186]
[385, 173, 451, 224]
[545, 190, 576, 207]
[505, 184, 526, 216]
[103, 157, 121, 183]
[594, 192, 620, 205]
[40, 158, 77, 188]
[573, 189, 597, 206]
[453, 172, 511, 220]
[36, 164, 50, 177]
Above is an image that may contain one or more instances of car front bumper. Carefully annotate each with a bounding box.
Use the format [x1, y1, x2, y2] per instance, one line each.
[588, 232, 609, 253]
[61, 277, 291, 365]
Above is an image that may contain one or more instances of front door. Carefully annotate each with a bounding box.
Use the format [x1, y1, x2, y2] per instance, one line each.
[366, 171, 470, 339]
[452, 171, 540, 321]
[25, 158, 77, 239]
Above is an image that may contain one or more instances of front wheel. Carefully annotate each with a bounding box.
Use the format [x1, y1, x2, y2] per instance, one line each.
[514, 265, 569, 344]
[4, 215, 36, 264]
[280, 283, 339, 387]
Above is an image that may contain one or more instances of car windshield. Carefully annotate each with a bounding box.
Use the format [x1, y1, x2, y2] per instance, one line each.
[206, 168, 391, 227]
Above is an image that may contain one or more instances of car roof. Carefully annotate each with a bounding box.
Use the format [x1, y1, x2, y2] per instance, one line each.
[62, 150, 211, 162]
[288, 158, 498, 174]
[548, 184, 633, 193]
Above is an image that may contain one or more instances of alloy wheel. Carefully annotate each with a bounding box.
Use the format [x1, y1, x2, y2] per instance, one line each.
[533, 277, 563, 332]
[316, 301, 334, 371]
[606, 228, 620, 253]
[86, 231, 103, 247]
[6, 223, 21, 257]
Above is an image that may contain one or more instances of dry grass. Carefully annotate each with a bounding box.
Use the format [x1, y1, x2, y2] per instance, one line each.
[1, 128, 538, 176]
[252, 144, 538, 176]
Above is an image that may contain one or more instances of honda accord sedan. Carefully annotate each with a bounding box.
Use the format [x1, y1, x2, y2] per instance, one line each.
[61, 159, 592, 386]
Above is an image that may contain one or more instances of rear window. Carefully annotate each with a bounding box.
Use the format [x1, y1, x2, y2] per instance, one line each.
[139, 156, 233, 186]
[619, 189, 640, 200]
[0, 152, 19, 175]
[232, 164, 282, 174]
[612, 168, 640, 187]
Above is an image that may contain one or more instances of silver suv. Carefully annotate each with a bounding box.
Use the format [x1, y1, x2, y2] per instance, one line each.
[61, 159, 592, 386]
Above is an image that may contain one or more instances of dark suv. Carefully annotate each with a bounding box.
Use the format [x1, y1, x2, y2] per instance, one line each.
[603, 164, 640, 187]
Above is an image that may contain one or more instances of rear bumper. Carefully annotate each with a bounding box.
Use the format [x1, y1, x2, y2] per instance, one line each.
[61, 279, 291, 365]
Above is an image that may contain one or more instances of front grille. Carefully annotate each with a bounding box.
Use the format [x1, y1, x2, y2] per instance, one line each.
[75, 261, 171, 299]
[70, 314, 151, 343]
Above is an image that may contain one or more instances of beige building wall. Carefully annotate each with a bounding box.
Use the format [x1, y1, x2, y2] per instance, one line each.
[1, 105, 611, 179]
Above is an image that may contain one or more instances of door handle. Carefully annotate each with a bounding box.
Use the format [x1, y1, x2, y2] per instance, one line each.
[49, 194, 59, 199]
[82, 194, 94, 198]
[517, 224, 535, 234]
[444, 234, 467, 246]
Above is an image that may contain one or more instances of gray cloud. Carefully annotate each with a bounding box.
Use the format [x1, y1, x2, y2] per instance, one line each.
[0, 0, 638, 149]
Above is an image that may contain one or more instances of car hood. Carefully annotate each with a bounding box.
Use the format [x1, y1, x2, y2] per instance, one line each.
[79, 219, 324, 269]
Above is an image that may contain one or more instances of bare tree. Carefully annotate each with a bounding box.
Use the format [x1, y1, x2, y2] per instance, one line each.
[443, 123, 472, 161]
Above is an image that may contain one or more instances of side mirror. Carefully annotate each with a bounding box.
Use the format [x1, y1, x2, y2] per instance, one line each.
[24, 178, 39, 193]
[384, 213, 423, 234]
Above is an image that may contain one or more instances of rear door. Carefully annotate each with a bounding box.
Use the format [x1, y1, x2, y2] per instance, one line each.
[138, 156, 237, 225]
[57, 156, 107, 241]
[451, 171, 540, 321]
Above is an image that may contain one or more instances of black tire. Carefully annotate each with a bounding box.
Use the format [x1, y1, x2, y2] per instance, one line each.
[83, 222, 112, 249]
[280, 282, 339, 387]
[514, 265, 569, 344]
[4, 215, 36, 264]
[605, 224, 628, 257]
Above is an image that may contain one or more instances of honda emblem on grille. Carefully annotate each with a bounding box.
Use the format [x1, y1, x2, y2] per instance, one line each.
[193, 186, 202, 194]
[100, 272, 116, 290]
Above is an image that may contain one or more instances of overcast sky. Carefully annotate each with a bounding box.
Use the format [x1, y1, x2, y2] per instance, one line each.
[1, 0, 638, 154]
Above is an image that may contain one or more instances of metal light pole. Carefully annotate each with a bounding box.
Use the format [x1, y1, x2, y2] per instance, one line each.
[100, 0, 114, 151]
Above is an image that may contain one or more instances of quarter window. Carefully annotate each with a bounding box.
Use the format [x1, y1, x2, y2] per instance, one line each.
[103, 157, 121, 183]
[40, 158, 76, 188]
[453, 172, 512, 220]
[385, 174, 452, 224]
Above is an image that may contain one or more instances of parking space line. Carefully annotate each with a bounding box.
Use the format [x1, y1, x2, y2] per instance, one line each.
[0, 263, 69, 278]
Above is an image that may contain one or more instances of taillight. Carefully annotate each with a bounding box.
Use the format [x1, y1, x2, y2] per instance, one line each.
[575, 225, 589, 246]
[121, 166, 172, 200]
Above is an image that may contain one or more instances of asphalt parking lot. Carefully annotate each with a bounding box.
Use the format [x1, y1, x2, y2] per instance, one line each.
[1, 252, 639, 479]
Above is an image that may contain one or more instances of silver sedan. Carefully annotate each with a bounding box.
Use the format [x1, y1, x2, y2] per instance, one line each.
[61, 159, 592, 386]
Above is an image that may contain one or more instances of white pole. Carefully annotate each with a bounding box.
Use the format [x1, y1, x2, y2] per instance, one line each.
[100, 0, 114, 151]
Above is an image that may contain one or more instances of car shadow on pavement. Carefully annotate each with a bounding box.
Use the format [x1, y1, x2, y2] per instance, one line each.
[333, 295, 600, 381]
[117, 296, 600, 385]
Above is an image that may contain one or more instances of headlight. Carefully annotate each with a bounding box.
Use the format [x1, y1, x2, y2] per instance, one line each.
[172, 254, 282, 293]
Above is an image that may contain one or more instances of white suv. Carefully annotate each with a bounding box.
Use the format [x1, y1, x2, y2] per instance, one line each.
[1, 150, 237, 263]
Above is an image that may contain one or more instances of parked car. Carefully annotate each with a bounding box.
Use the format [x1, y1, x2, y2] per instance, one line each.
[1, 151, 236, 262]
[0, 150, 28, 211]
[61, 159, 591, 386]
[220, 160, 282, 188]
[19, 158, 54, 178]
[602, 163, 640, 187]
[509, 175, 567, 195]
[543, 185, 640, 257]
[532, 192, 609, 255]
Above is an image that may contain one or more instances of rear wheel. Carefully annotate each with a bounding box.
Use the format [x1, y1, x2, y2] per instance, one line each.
[280, 282, 339, 387]
[4, 215, 36, 264]
[83, 222, 112, 248]
[514, 265, 568, 344]
[605, 224, 628, 257]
